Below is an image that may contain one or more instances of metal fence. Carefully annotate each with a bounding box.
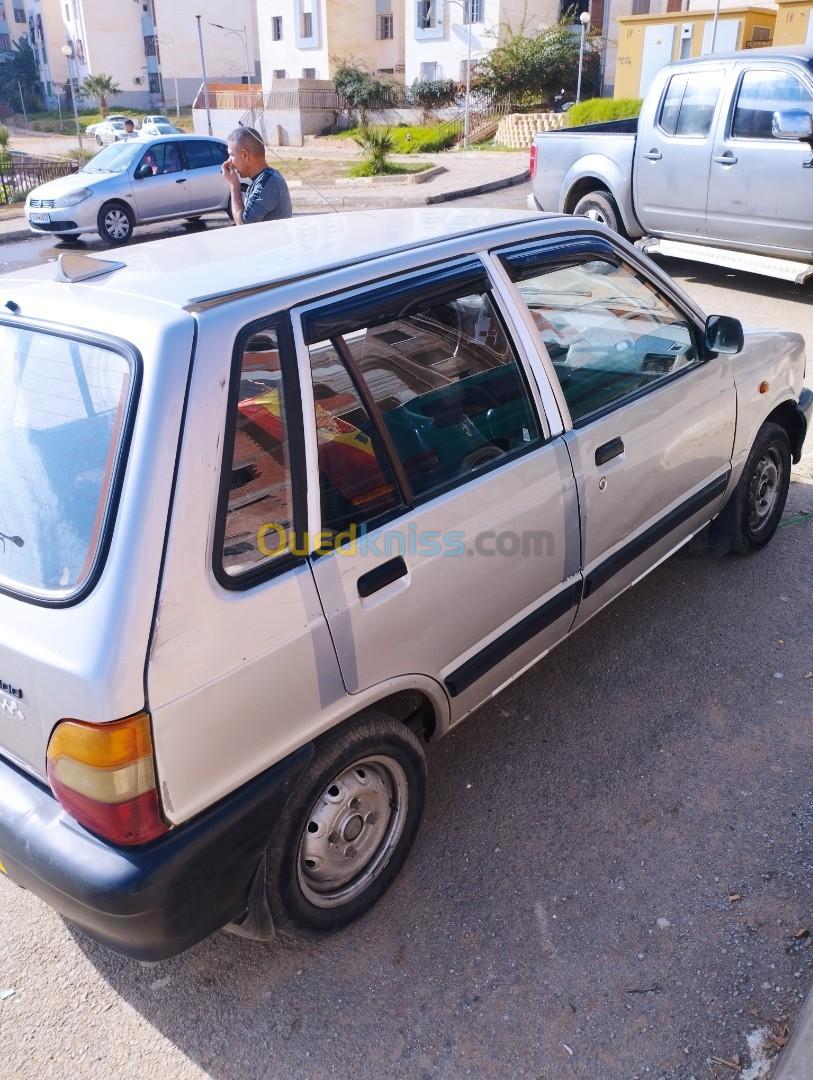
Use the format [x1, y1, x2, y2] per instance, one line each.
[0, 151, 79, 204]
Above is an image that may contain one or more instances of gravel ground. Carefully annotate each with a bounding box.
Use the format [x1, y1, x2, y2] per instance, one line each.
[0, 207, 811, 1080]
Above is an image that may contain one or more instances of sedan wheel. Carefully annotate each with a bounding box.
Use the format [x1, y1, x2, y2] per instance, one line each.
[97, 203, 134, 245]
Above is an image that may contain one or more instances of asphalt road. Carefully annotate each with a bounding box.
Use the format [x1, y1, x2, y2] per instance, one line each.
[0, 193, 811, 1080]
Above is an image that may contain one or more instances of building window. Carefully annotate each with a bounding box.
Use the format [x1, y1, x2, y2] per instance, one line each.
[64, 3, 69, 18]
[148, 72, 161, 94]
[377, 13, 394, 38]
[631, 0, 649, 13]
[144, 34, 158, 56]
[302, 67, 316, 78]
[378, 67, 394, 74]
[0, 5, 6, 22]
[273, 68, 286, 79]
[417, 0, 432, 29]
[419, 61, 440, 80]
[46, 80, 52, 95]
[302, 10, 313, 36]
[75, 38, 84, 61]
[13, 6, 25, 22]
[272, 15, 282, 40]
[464, 0, 482, 22]
[0, 33, 10, 51]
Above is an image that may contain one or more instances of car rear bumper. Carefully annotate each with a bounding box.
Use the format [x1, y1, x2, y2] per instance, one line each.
[0, 744, 313, 961]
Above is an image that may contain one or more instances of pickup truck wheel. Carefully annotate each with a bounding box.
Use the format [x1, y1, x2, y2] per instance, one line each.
[713, 422, 791, 555]
[265, 713, 427, 937]
[573, 191, 627, 238]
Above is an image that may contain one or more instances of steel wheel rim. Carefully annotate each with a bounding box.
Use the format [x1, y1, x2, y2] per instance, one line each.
[105, 209, 130, 240]
[584, 207, 606, 223]
[747, 447, 782, 532]
[297, 755, 409, 909]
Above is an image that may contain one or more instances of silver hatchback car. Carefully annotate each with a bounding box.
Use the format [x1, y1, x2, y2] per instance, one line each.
[24, 135, 234, 245]
[0, 210, 809, 961]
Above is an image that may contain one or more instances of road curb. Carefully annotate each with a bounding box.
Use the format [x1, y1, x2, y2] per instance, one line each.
[425, 168, 531, 204]
[0, 225, 33, 242]
[773, 990, 813, 1080]
[291, 167, 531, 211]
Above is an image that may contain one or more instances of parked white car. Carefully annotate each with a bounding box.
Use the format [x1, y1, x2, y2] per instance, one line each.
[0, 210, 808, 961]
[140, 114, 182, 136]
[24, 134, 235, 244]
[92, 119, 133, 146]
[85, 114, 132, 137]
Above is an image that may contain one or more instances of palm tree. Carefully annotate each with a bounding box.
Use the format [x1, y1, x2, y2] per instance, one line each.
[82, 73, 121, 117]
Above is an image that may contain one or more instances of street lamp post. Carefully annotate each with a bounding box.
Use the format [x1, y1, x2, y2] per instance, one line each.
[195, 15, 213, 136]
[576, 11, 590, 104]
[446, 0, 474, 150]
[61, 44, 83, 149]
[210, 22, 252, 98]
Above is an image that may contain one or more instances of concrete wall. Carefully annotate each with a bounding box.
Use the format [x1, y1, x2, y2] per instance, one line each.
[404, 0, 559, 86]
[601, 0, 673, 97]
[774, 0, 813, 43]
[154, 0, 260, 88]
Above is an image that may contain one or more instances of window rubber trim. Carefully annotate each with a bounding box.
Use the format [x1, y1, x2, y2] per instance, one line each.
[212, 312, 309, 591]
[0, 317, 142, 609]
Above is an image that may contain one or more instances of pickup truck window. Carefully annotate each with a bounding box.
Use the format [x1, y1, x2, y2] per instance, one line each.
[503, 256, 699, 425]
[0, 326, 134, 601]
[220, 323, 296, 578]
[659, 70, 723, 138]
[732, 69, 813, 140]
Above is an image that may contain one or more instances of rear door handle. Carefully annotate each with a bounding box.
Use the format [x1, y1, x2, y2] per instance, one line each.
[713, 153, 737, 165]
[357, 556, 408, 598]
[642, 149, 662, 161]
[175, 178, 187, 183]
[595, 437, 624, 466]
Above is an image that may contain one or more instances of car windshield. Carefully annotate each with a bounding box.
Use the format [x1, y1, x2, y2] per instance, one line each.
[82, 141, 143, 173]
[0, 326, 134, 600]
[154, 124, 174, 133]
[151, 116, 170, 125]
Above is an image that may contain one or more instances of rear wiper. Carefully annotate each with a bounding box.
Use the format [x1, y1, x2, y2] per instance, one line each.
[0, 530, 24, 553]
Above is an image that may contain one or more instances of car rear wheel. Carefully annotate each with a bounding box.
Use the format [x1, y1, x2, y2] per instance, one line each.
[573, 190, 627, 238]
[264, 713, 427, 937]
[97, 202, 135, 245]
[712, 422, 791, 555]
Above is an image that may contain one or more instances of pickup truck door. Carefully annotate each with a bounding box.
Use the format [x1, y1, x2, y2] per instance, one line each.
[633, 67, 725, 240]
[705, 65, 813, 255]
[496, 236, 736, 624]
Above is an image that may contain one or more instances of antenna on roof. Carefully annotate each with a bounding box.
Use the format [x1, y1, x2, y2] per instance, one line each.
[57, 253, 126, 284]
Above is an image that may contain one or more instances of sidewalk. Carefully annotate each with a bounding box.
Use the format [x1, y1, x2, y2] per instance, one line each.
[774, 991, 813, 1079]
[0, 149, 530, 243]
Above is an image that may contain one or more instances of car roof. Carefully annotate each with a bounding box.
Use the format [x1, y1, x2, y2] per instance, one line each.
[672, 43, 813, 67]
[1, 209, 557, 312]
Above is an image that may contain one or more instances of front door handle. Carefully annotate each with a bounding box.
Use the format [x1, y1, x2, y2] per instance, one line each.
[595, 437, 624, 466]
[175, 177, 187, 183]
[713, 153, 737, 165]
[357, 556, 408, 598]
[642, 149, 662, 161]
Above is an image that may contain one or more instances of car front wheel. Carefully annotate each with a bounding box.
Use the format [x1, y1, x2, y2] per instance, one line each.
[264, 713, 427, 937]
[97, 202, 135, 245]
[714, 421, 791, 554]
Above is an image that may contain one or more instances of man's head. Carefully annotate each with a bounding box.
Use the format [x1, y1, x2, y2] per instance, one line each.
[227, 126, 267, 179]
[124, 119, 135, 133]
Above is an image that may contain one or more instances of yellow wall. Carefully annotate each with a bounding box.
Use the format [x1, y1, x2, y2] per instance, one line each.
[773, 0, 813, 44]
[615, 8, 777, 98]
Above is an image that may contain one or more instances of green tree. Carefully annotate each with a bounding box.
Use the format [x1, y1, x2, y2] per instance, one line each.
[82, 73, 121, 116]
[333, 62, 392, 125]
[0, 37, 43, 113]
[473, 13, 600, 107]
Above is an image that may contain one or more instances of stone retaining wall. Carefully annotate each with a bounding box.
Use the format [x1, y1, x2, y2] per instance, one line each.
[494, 112, 567, 147]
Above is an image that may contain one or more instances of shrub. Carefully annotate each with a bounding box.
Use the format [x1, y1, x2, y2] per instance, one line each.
[333, 62, 394, 124]
[0, 126, 9, 149]
[409, 79, 457, 122]
[566, 97, 643, 127]
[352, 125, 394, 174]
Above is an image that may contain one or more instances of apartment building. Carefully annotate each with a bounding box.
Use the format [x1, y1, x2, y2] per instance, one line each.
[19, 0, 259, 111]
[256, 0, 405, 85]
[404, 0, 560, 86]
[0, 3, 29, 58]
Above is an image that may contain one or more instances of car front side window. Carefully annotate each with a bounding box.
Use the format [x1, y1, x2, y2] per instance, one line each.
[501, 253, 700, 425]
[732, 69, 813, 140]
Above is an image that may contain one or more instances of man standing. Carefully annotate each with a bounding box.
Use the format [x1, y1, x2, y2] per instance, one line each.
[221, 126, 292, 225]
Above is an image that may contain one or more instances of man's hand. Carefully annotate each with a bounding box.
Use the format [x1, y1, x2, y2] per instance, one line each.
[221, 159, 241, 189]
[223, 159, 246, 225]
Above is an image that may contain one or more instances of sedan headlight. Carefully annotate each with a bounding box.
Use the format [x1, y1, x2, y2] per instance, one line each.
[54, 188, 93, 208]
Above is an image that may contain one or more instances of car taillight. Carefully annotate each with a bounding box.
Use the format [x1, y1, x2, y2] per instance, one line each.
[47, 712, 168, 846]
[529, 143, 538, 179]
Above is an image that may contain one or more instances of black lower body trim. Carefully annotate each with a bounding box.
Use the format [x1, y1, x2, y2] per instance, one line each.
[0, 744, 313, 961]
[445, 580, 581, 698]
[583, 471, 730, 599]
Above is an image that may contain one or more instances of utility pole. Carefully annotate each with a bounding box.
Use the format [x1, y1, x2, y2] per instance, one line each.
[195, 15, 213, 135]
[17, 81, 27, 124]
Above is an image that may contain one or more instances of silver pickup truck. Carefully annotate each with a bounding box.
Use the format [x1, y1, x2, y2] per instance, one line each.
[529, 46, 813, 282]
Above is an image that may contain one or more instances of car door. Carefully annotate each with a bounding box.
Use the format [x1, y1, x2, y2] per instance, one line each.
[299, 258, 582, 722]
[130, 141, 191, 221]
[182, 139, 230, 212]
[496, 235, 736, 626]
[705, 64, 813, 255]
[633, 66, 726, 240]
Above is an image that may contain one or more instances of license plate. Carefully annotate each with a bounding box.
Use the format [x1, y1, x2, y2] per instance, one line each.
[29, 213, 50, 224]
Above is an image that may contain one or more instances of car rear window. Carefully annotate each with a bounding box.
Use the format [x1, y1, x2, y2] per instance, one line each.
[0, 326, 135, 601]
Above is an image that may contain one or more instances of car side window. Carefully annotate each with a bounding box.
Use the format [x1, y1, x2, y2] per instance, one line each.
[304, 268, 541, 519]
[183, 141, 217, 169]
[732, 69, 813, 139]
[136, 142, 182, 177]
[502, 254, 699, 425]
[659, 70, 723, 137]
[218, 323, 297, 578]
[209, 142, 229, 165]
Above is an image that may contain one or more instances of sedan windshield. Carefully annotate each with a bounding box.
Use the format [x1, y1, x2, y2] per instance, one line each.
[82, 141, 143, 174]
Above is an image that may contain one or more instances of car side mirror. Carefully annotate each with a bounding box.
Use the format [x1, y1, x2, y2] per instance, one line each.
[772, 109, 813, 141]
[705, 315, 744, 355]
[134, 163, 152, 180]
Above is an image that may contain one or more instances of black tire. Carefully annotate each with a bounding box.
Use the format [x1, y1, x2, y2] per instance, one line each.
[572, 190, 627, 237]
[95, 135, 103, 146]
[185, 215, 203, 223]
[265, 712, 427, 937]
[97, 201, 135, 245]
[712, 422, 791, 555]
